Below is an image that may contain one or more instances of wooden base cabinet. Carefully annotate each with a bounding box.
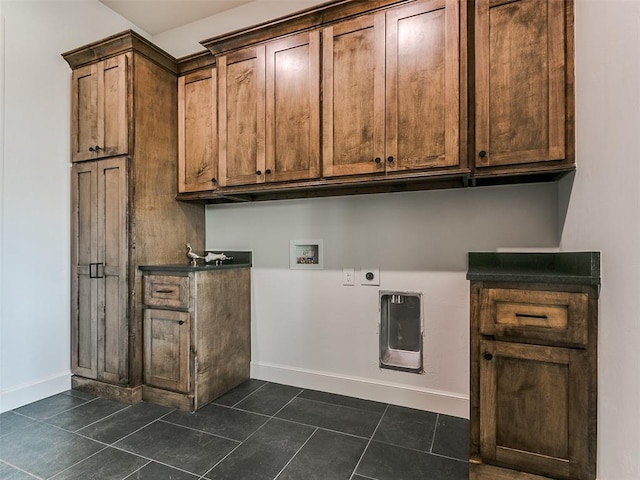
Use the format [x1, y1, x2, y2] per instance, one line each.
[468, 253, 599, 480]
[140, 267, 251, 411]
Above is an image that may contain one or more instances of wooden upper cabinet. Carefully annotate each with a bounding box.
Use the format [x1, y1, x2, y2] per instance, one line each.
[385, 0, 460, 172]
[218, 46, 266, 187]
[323, 13, 385, 177]
[178, 68, 218, 192]
[71, 54, 129, 162]
[218, 32, 321, 187]
[323, 0, 461, 178]
[475, 0, 572, 169]
[265, 31, 320, 183]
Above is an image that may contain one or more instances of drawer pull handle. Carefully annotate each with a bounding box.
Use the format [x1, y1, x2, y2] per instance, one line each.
[515, 313, 549, 320]
[178, 320, 185, 325]
[483, 352, 493, 361]
[155, 289, 174, 294]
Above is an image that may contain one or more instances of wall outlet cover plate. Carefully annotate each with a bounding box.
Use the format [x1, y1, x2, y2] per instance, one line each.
[360, 267, 380, 286]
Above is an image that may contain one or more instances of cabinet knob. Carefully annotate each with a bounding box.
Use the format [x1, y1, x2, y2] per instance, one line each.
[178, 320, 185, 325]
[387, 156, 394, 163]
[211, 177, 217, 184]
[256, 170, 262, 175]
[483, 352, 493, 361]
[478, 150, 487, 158]
[265, 169, 272, 175]
[374, 157, 382, 164]
[88, 145, 101, 152]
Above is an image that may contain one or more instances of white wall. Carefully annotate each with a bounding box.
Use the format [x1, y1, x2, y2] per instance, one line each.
[0, 0, 142, 411]
[1, 0, 638, 477]
[559, 1, 640, 479]
[206, 185, 559, 417]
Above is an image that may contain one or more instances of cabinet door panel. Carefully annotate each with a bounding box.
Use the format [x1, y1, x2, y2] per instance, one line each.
[144, 309, 190, 393]
[178, 69, 218, 192]
[475, 0, 565, 167]
[96, 158, 128, 384]
[218, 47, 266, 186]
[71, 163, 98, 378]
[71, 55, 128, 162]
[266, 31, 320, 182]
[386, 0, 459, 171]
[480, 340, 589, 479]
[100, 55, 129, 159]
[323, 14, 385, 177]
[73, 64, 99, 162]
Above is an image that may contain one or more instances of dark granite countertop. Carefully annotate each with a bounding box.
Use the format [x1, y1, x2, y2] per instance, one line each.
[139, 251, 252, 272]
[467, 252, 600, 285]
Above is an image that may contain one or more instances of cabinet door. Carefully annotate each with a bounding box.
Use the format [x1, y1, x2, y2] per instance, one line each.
[322, 13, 386, 177]
[475, 0, 567, 168]
[71, 54, 129, 162]
[71, 162, 99, 379]
[218, 46, 266, 186]
[96, 158, 129, 384]
[71, 157, 128, 384]
[385, 0, 460, 172]
[144, 309, 191, 393]
[265, 31, 320, 182]
[178, 68, 218, 192]
[479, 340, 590, 480]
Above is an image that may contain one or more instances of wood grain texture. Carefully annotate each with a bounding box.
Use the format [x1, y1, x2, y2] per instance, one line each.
[68, 33, 205, 397]
[475, 0, 570, 168]
[71, 376, 142, 404]
[322, 13, 384, 177]
[143, 309, 191, 393]
[265, 31, 320, 182]
[385, 0, 460, 171]
[218, 47, 266, 186]
[70, 55, 128, 162]
[140, 268, 251, 411]
[178, 68, 218, 192]
[470, 280, 597, 480]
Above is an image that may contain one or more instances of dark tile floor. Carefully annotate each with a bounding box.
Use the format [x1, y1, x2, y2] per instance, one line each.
[0, 380, 469, 480]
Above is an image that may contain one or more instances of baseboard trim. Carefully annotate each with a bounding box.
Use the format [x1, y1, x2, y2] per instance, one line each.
[251, 361, 469, 418]
[0, 371, 71, 413]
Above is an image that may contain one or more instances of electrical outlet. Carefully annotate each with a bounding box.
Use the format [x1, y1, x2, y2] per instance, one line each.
[342, 268, 355, 286]
[360, 267, 380, 286]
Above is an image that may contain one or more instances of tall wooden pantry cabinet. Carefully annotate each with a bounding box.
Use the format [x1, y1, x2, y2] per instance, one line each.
[64, 31, 205, 401]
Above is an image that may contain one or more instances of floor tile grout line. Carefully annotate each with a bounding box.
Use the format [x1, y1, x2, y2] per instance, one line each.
[289, 394, 388, 416]
[429, 413, 440, 453]
[272, 427, 319, 480]
[70, 404, 133, 434]
[198, 413, 278, 479]
[229, 381, 270, 408]
[121, 460, 153, 480]
[114, 408, 176, 442]
[157, 417, 244, 445]
[12, 395, 100, 422]
[43, 444, 111, 480]
[349, 403, 390, 480]
[106, 443, 208, 478]
[0, 459, 45, 480]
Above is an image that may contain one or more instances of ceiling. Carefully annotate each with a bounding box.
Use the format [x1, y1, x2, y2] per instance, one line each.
[99, 0, 254, 35]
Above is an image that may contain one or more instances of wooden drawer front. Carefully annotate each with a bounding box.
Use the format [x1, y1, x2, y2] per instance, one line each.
[144, 275, 189, 309]
[480, 289, 588, 346]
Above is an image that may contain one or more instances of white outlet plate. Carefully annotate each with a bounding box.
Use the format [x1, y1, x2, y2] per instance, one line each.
[342, 268, 355, 286]
[360, 267, 380, 286]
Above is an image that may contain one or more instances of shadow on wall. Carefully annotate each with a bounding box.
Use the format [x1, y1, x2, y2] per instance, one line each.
[206, 182, 562, 272]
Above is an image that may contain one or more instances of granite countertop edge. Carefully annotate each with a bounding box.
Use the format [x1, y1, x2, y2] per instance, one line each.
[466, 252, 601, 285]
